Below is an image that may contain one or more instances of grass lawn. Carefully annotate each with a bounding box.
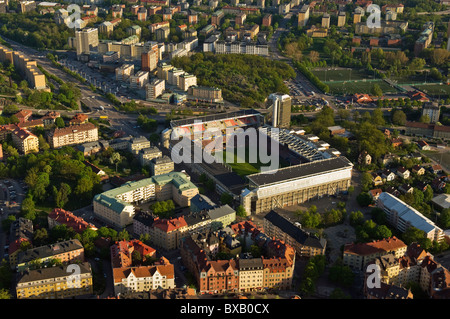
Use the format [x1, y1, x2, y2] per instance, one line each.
[312, 68, 374, 82]
[216, 148, 261, 176]
[325, 79, 399, 95]
[413, 84, 450, 97]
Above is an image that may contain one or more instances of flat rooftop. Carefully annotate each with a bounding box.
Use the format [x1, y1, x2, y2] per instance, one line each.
[247, 156, 353, 187]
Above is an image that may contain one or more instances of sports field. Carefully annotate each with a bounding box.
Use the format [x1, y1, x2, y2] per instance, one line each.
[216, 147, 262, 176]
[413, 84, 450, 97]
[325, 79, 399, 95]
[312, 68, 375, 82]
[311, 68, 400, 95]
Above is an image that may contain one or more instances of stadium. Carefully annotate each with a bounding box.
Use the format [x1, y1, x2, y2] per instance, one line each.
[165, 109, 354, 215]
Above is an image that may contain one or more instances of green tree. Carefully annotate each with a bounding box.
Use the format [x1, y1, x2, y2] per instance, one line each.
[236, 205, 247, 217]
[55, 117, 65, 128]
[110, 152, 122, 172]
[53, 182, 71, 208]
[371, 84, 383, 97]
[392, 110, 407, 126]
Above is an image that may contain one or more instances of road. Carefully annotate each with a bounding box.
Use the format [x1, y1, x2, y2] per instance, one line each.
[267, 10, 336, 109]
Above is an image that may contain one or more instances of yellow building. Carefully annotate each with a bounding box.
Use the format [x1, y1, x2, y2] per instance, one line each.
[238, 258, 264, 292]
[12, 127, 39, 154]
[16, 262, 93, 299]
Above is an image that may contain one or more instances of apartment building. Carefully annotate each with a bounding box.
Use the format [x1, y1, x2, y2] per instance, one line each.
[47, 123, 99, 149]
[47, 208, 96, 234]
[298, 4, 310, 27]
[343, 237, 408, 271]
[377, 192, 444, 242]
[113, 261, 175, 295]
[130, 71, 149, 89]
[16, 262, 93, 299]
[116, 64, 135, 81]
[187, 85, 223, 104]
[129, 136, 151, 155]
[157, 62, 174, 81]
[110, 239, 156, 268]
[151, 155, 174, 176]
[15, 239, 85, 272]
[141, 50, 158, 72]
[262, 14, 272, 27]
[238, 258, 264, 292]
[139, 146, 162, 167]
[94, 172, 199, 228]
[146, 78, 165, 100]
[180, 221, 295, 294]
[156, 26, 170, 42]
[150, 216, 189, 250]
[0, 46, 46, 90]
[268, 93, 291, 128]
[263, 210, 327, 257]
[75, 28, 99, 58]
[337, 11, 346, 27]
[211, 10, 224, 25]
[322, 13, 331, 28]
[8, 218, 33, 270]
[11, 128, 39, 155]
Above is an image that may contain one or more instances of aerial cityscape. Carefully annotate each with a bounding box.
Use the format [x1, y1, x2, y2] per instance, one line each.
[0, 0, 449, 305]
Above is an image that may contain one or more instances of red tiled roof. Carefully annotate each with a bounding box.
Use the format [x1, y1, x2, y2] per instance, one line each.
[344, 237, 406, 256]
[48, 208, 96, 233]
[153, 216, 187, 232]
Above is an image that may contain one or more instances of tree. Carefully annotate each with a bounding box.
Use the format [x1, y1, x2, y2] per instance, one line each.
[328, 263, 355, 288]
[53, 182, 71, 208]
[309, 50, 320, 63]
[371, 84, 383, 97]
[372, 108, 385, 126]
[110, 152, 122, 172]
[236, 205, 247, 217]
[0, 289, 11, 299]
[38, 134, 50, 151]
[55, 117, 65, 128]
[419, 114, 430, 124]
[349, 211, 364, 226]
[220, 192, 233, 205]
[392, 110, 407, 126]
[21, 196, 36, 220]
[374, 225, 392, 239]
[357, 192, 373, 207]
[439, 209, 450, 229]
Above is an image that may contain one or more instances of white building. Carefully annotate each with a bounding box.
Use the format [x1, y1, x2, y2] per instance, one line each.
[129, 70, 149, 89]
[146, 78, 165, 100]
[377, 192, 444, 242]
